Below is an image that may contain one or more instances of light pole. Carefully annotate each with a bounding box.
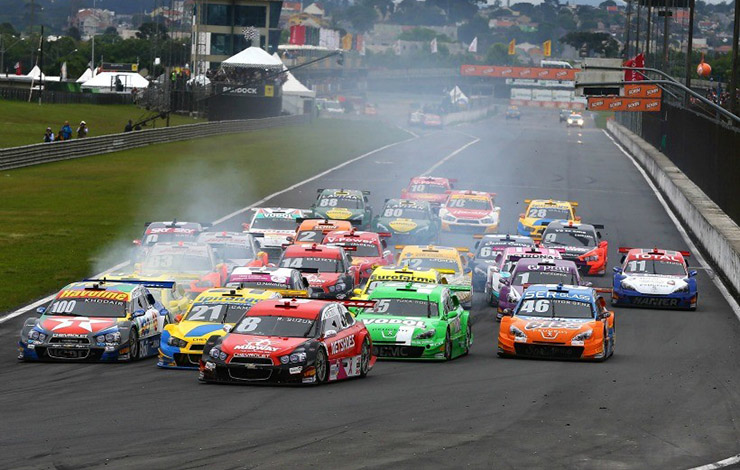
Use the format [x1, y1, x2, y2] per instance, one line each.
[0, 36, 25, 75]
[91, 0, 96, 73]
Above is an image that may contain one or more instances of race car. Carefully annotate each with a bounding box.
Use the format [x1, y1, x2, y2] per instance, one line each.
[134, 220, 208, 248]
[243, 208, 308, 260]
[373, 199, 440, 244]
[396, 245, 472, 307]
[199, 298, 375, 385]
[559, 109, 571, 123]
[18, 279, 172, 362]
[408, 110, 425, 126]
[400, 176, 455, 210]
[226, 266, 314, 298]
[539, 221, 608, 276]
[157, 287, 280, 369]
[505, 106, 521, 120]
[497, 258, 583, 319]
[470, 234, 535, 291]
[517, 199, 579, 241]
[323, 229, 394, 282]
[423, 113, 443, 128]
[355, 282, 472, 360]
[612, 247, 698, 310]
[566, 113, 585, 128]
[310, 189, 373, 229]
[440, 190, 501, 233]
[197, 231, 269, 273]
[484, 246, 563, 307]
[278, 244, 358, 299]
[498, 284, 615, 361]
[133, 242, 229, 296]
[101, 276, 191, 322]
[292, 219, 353, 247]
[352, 265, 445, 300]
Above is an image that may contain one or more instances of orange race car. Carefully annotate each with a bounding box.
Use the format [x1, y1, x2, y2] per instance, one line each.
[498, 284, 615, 361]
[291, 219, 353, 247]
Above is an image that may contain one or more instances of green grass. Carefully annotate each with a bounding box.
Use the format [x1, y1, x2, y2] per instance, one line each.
[593, 111, 614, 129]
[0, 119, 407, 312]
[0, 100, 201, 148]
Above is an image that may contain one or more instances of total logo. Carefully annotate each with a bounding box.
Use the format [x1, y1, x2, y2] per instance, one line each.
[234, 340, 278, 352]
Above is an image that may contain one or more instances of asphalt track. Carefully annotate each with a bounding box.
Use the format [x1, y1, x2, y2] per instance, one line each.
[2, 108, 739, 470]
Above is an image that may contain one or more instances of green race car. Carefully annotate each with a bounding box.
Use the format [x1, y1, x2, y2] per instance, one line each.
[311, 189, 373, 229]
[356, 282, 472, 360]
[372, 199, 440, 244]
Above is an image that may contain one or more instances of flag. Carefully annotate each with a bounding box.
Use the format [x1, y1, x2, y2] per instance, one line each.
[289, 25, 306, 45]
[14, 62, 21, 75]
[393, 39, 401, 56]
[61, 62, 68, 81]
[431, 37, 438, 54]
[319, 28, 330, 48]
[634, 53, 645, 81]
[508, 39, 516, 55]
[543, 40, 551, 57]
[342, 33, 353, 51]
[468, 37, 478, 53]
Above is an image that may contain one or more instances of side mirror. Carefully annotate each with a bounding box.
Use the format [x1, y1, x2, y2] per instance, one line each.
[451, 296, 460, 308]
[597, 232, 603, 239]
[463, 266, 472, 274]
[324, 329, 337, 339]
[174, 314, 183, 322]
[613, 267, 622, 274]
[599, 312, 612, 320]
[36, 306, 46, 314]
[302, 277, 310, 288]
[242, 223, 250, 231]
[689, 270, 698, 277]
[132, 309, 146, 318]
[223, 324, 233, 333]
[599, 240, 607, 248]
[286, 236, 294, 243]
[584, 281, 593, 287]
[353, 288, 362, 296]
[132, 239, 142, 246]
[519, 213, 525, 218]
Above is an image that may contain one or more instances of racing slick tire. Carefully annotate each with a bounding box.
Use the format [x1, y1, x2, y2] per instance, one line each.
[690, 295, 698, 311]
[359, 339, 371, 377]
[462, 322, 472, 356]
[315, 347, 329, 384]
[595, 330, 610, 362]
[128, 328, 140, 362]
[444, 329, 452, 361]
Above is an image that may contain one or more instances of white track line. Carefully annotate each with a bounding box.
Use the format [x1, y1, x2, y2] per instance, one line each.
[603, 130, 740, 321]
[0, 134, 419, 325]
[421, 137, 480, 176]
[688, 454, 740, 470]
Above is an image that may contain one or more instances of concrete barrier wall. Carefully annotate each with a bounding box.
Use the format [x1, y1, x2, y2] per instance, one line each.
[608, 120, 740, 296]
[443, 105, 497, 126]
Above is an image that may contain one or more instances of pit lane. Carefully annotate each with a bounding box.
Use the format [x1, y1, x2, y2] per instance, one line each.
[1, 107, 739, 469]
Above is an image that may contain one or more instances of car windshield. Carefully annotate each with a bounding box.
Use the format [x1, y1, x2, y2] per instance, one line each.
[382, 206, 428, 219]
[184, 302, 254, 324]
[280, 256, 341, 273]
[542, 229, 596, 247]
[447, 198, 490, 210]
[512, 269, 577, 285]
[408, 183, 447, 194]
[526, 207, 571, 219]
[517, 298, 593, 319]
[625, 259, 686, 275]
[336, 243, 379, 257]
[233, 315, 318, 338]
[401, 257, 459, 273]
[212, 244, 254, 261]
[570, 114, 583, 119]
[46, 297, 127, 318]
[318, 197, 362, 209]
[365, 298, 437, 317]
[251, 216, 297, 231]
[143, 232, 196, 246]
[141, 252, 213, 274]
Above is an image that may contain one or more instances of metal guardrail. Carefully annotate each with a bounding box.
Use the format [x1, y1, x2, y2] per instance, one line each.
[0, 114, 309, 171]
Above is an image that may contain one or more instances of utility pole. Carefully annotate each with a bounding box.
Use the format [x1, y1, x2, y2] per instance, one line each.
[636, 0, 641, 55]
[646, 0, 652, 66]
[684, 0, 695, 106]
[729, 0, 739, 115]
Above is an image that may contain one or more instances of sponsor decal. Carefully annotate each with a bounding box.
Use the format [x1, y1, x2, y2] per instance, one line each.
[58, 290, 128, 301]
[524, 320, 584, 330]
[147, 227, 195, 234]
[330, 336, 355, 355]
[233, 339, 278, 352]
[631, 297, 680, 307]
[540, 329, 562, 339]
[362, 318, 426, 328]
[522, 290, 591, 302]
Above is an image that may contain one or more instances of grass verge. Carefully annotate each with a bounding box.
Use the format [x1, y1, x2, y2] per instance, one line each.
[0, 100, 200, 148]
[0, 119, 407, 312]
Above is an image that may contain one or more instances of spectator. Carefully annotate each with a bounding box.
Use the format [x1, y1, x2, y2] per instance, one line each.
[76, 121, 88, 138]
[124, 120, 133, 132]
[115, 77, 123, 92]
[43, 127, 55, 142]
[56, 129, 64, 141]
[61, 121, 72, 140]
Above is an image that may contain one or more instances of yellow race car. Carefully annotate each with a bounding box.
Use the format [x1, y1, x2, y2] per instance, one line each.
[352, 265, 445, 300]
[395, 245, 473, 308]
[517, 199, 579, 241]
[101, 275, 193, 322]
[157, 287, 280, 369]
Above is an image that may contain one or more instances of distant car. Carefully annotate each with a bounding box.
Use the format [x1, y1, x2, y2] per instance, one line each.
[539, 221, 608, 276]
[612, 247, 698, 310]
[197, 231, 268, 273]
[135, 220, 208, 248]
[439, 190, 501, 233]
[423, 113, 443, 128]
[19, 279, 172, 362]
[400, 176, 455, 211]
[322, 229, 394, 282]
[278, 244, 358, 299]
[318, 99, 344, 115]
[352, 265, 445, 300]
[243, 208, 308, 259]
[505, 106, 521, 120]
[292, 219, 353, 247]
[559, 109, 571, 122]
[469, 234, 535, 291]
[372, 198, 440, 244]
[408, 111, 425, 126]
[498, 284, 615, 361]
[484, 246, 562, 308]
[517, 199, 580, 241]
[199, 298, 375, 385]
[310, 189, 373, 229]
[566, 113, 584, 127]
[396, 245, 472, 308]
[364, 103, 377, 115]
[226, 266, 313, 298]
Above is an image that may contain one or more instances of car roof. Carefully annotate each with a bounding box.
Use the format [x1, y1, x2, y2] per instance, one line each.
[399, 245, 461, 258]
[253, 208, 305, 217]
[230, 266, 297, 277]
[409, 176, 450, 185]
[246, 298, 333, 320]
[149, 242, 212, 255]
[193, 288, 280, 304]
[521, 284, 595, 303]
[197, 231, 253, 244]
[448, 190, 491, 199]
[543, 220, 597, 232]
[283, 243, 344, 258]
[369, 265, 440, 281]
[297, 219, 352, 231]
[625, 248, 686, 262]
[513, 258, 578, 272]
[367, 282, 445, 300]
[527, 199, 574, 208]
[324, 230, 380, 244]
[385, 198, 431, 209]
[319, 189, 364, 198]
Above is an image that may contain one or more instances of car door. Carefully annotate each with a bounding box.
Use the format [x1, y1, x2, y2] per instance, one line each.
[442, 290, 463, 344]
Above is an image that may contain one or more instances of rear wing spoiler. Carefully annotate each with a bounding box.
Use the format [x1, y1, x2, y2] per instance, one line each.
[84, 278, 176, 289]
[447, 284, 472, 293]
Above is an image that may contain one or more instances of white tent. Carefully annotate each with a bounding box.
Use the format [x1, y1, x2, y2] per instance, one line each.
[272, 53, 314, 98]
[82, 71, 149, 91]
[222, 46, 283, 68]
[187, 74, 210, 86]
[449, 86, 469, 104]
[26, 65, 45, 80]
[76, 68, 94, 83]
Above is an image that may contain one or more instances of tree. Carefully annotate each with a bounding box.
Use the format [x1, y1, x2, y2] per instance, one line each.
[104, 26, 118, 36]
[486, 43, 518, 65]
[345, 4, 377, 33]
[67, 26, 81, 41]
[560, 31, 619, 57]
[136, 22, 169, 41]
[0, 23, 17, 36]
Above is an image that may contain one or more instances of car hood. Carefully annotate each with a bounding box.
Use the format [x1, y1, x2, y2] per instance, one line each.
[513, 316, 594, 342]
[405, 193, 447, 203]
[543, 244, 592, 256]
[221, 334, 309, 358]
[359, 315, 441, 344]
[171, 320, 228, 341]
[446, 208, 492, 219]
[316, 207, 361, 220]
[304, 273, 341, 286]
[380, 218, 429, 233]
[39, 316, 120, 335]
[622, 274, 688, 295]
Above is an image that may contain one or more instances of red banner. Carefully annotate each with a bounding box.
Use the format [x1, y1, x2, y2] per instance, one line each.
[624, 53, 645, 81]
[587, 97, 661, 112]
[460, 65, 579, 81]
[289, 25, 306, 46]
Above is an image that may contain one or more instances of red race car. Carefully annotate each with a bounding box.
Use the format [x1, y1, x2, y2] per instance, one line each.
[199, 298, 376, 385]
[277, 244, 358, 299]
[322, 229, 394, 281]
[400, 176, 456, 210]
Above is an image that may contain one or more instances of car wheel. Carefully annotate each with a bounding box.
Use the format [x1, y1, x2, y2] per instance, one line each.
[359, 339, 371, 377]
[444, 330, 452, 361]
[689, 294, 698, 311]
[462, 322, 472, 356]
[314, 347, 329, 384]
[596, 330, 609, 362]
[128, 328, 139, 362]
